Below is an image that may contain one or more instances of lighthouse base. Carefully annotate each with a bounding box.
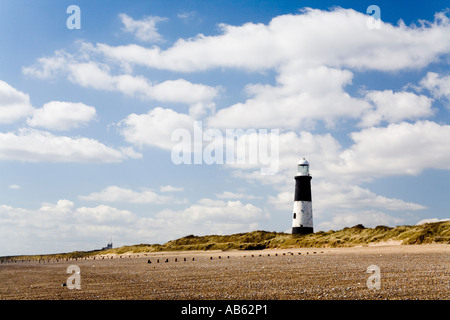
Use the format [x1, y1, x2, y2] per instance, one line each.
[292, 226, 313, 235]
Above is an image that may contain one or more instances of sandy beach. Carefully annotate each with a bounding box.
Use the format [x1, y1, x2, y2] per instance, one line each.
[0, 244, 448, 300]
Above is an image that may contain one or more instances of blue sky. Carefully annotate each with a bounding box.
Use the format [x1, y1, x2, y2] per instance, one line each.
[0, 0, 449, 256]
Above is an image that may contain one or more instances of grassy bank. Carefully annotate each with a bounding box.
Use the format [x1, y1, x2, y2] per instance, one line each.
[1, 221, 449, 261]
[153, 220, 450, 251]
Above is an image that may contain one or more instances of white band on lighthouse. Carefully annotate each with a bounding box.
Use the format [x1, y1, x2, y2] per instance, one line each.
[292, 201, 313, 228]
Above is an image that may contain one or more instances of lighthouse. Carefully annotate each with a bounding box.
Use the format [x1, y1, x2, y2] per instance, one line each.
[292, 158, 313, 234]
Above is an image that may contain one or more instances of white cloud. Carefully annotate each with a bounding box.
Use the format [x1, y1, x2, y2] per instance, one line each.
[25, 57, 219, 108]
[67, 61, 116, 91]
[416, 218, 450, 225]
[118, 146, 143, 159]
[119, 13, 167, 42]
[160, 185, 184, 192]
[24, 8, 450, 130]
[75, 205, 136, 224]
[159, 198, 266, 223]
[360, 90, 434, 127]
[315, 182, 426, 211]
[155, 198, 268, 236]
[225, 123, 441, 230]
[255, 130, 343, 180]
[0, 81, 140, 164]
[22, 50, 70, 79]
[420, 72, 450, 104]
[225, 119, 450, 184]
[13, 7, 450, 244]
[0, 128, 137, 163]
[337, 121, 450, 179]
[149, 79, 218, 116]
[0, 197, 266, 255]
[318, 210, 405, 231]
[39, 199, 75, 216]
[0, 200, 139, 255]
[266, 191, 293, 210]
[27, 101, 96, 131]
[216, 191, 262, 200]
[177, 11, 197, 22]
[268, 182, 425, 214]
[8, 184, 20, 190]
[119, 107, 194, 150]
[208, 65, 370, 129]
[226, 121, 442, 181]
[0, 199, 75, 232]
[94, 8, 450, 73]
[79, 185, 172, 204]
[0, 80, 34, 124]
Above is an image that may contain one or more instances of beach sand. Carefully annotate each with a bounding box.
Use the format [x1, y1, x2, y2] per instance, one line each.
[1, 244, 448, 300]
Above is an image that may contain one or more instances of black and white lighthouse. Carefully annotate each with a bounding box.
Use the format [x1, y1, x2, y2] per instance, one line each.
[292, 158, 313, 234]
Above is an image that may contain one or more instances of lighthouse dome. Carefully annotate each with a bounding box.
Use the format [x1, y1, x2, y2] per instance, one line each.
[297, 157, 309, 176]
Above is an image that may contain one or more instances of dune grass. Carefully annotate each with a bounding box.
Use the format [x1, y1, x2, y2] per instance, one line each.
[1, 221, 448, 261]
[159, 221, 450, 251]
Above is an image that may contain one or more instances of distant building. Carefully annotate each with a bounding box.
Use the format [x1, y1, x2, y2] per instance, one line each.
[101, 240, 113, 250]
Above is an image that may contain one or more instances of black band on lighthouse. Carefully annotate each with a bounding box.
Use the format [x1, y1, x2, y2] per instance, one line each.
[292, 226, 313, 235]
[294, 176, 312, 202]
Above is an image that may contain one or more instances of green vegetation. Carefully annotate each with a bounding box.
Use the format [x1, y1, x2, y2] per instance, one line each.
[1, 221, 448, 261]
[159, 221, 450, 250]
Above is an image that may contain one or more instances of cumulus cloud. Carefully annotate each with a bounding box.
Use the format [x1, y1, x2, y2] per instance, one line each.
[315, 182, 426, 211]
[0, 80, 140, 163]
[67, 61, 116, 91]
[216, 191, 262, 200]
[0, 80, 34, 124]
[39, 199, 75, 217]
[269, 182, 425, 211]
[0, 128, 138, 163]
[15, 7, 450, 239]
[23, 50, 219, 110]
[0, 197, 266, 255]
[94, 8, 450, 72]
[360, 90, 434, 127]
[119, 13, 167, 42]
[0, 200, 138, 255]
[224, 119, 450, 184]
[119, 107, 195, 150]
[79, 185, 172, 204]
[155, 198, 268, 236]
[22, 8, 450, 129]
[208, 65, 369, 129]
[160, 185, 184, 192]
[416, 218, 450, 225]
[67, 61, 219, 104]
[75, 205, 136, 224]
[318, 210, 405, 231]
[420, 72, 450, 104]
[177, 11, 197, 22]
[27, 101, 96, 131]
[337, 121, 450, 179]
[246, 130, 343, 181]
[22, 49, 69, 79]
